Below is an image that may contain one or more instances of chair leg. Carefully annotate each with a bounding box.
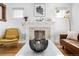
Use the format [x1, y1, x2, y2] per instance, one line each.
[13, 44, 18, 48]
[62, 46, 64, 49]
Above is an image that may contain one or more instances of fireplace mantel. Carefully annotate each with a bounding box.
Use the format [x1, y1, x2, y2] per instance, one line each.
[23, 21, 55, 43]
[26, 21, 55, 27]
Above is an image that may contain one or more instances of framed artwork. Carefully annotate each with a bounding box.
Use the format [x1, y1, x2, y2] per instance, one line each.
[34, 3, 46, 17]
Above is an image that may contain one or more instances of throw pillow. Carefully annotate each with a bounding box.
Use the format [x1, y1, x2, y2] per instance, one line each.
[67, 31, 78, 40]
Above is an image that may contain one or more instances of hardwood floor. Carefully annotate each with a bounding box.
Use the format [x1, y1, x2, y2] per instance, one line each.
[55, 43, 73, 56]
[0, 43, 24, 56]
[0, 42, 74, 56]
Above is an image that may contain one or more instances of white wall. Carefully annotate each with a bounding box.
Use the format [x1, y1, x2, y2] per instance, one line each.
[46, 3, 72, 32]
[0, 3, 33, 36]
[46, 3, 72, 42]
[0, 3, 72, 43]
[71, 3, 79, 32]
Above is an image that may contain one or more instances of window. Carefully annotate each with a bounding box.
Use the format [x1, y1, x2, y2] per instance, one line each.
[13, 8, 24, 18]
[56, 8, 70, 18]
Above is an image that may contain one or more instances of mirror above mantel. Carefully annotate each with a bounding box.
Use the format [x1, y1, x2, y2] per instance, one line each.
[0, 3, 6, 22]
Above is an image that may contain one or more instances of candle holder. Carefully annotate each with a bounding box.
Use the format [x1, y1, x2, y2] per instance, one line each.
[24, 16, 28, 21]
[22, 16, 28, 26]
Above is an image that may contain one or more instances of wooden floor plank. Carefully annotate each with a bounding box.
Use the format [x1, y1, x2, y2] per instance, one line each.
[0, 43, 24, 56]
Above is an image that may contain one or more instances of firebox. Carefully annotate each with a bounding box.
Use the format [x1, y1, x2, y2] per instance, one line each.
[34, 30, 45, 40]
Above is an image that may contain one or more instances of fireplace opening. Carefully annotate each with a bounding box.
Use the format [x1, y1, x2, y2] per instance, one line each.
[34, 30, 45, 40]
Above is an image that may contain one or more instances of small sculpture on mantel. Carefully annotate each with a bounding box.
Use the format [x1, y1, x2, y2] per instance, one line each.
[36, 17, 44, 22]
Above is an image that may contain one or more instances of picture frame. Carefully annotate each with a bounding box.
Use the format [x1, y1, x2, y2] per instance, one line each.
[0, 3, 6, 22]
[34, 3, 46, 17]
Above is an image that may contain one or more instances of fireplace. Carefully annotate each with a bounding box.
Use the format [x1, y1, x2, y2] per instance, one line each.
[34, 30, 45, 40]
[29, 27, 50, 40]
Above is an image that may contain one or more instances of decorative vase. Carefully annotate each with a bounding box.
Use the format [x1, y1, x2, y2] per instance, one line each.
[29, 39, 48, 52]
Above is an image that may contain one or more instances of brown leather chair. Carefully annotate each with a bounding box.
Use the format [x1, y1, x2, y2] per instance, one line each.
[0, 28, 20, 47]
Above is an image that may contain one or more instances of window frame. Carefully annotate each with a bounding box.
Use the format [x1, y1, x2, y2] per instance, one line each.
[13, 8, 24, 19]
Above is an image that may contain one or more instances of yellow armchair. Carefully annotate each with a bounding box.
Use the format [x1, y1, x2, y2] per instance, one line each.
[0, 28, 20, 47]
